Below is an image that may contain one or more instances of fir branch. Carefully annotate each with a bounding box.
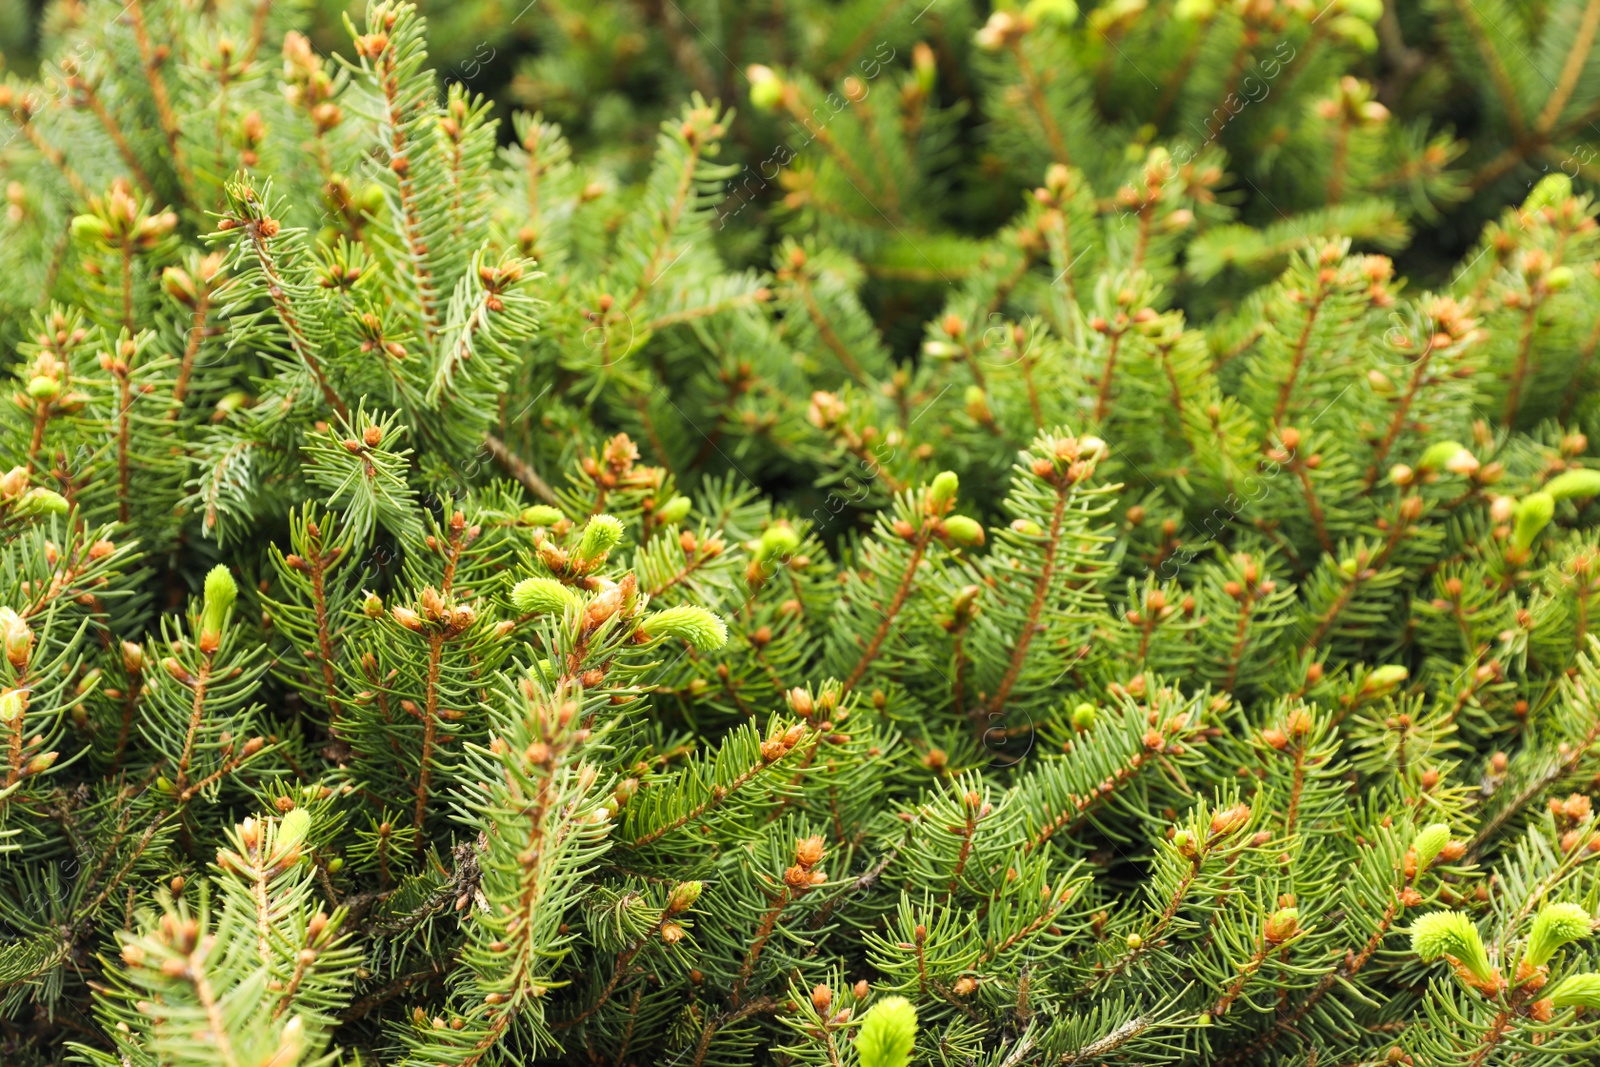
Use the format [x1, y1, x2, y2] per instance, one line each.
[841, 522, 932, 696]
[485, 433, 558, 505]
[125, 0, 194, 199]
[1534, 0, 1600, 133]
[224, 198, 349, 420]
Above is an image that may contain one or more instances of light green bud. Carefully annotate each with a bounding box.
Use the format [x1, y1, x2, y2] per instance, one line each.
[855, 995, 918, 1067]
[757, 522, 802, 562]
[1412, 823, 1451, 872]
[276, 808, 312, 856]
[1513, 492, 1555, 551]
[1330, 15, 1378, 52]
[1418, 440, 1467, 471]
[1545, 469, 1600, 502]
[70, 214, 111, 242]
[668, 880, 703, 911]
[1025, 0, 1078, 26]
[14, 488, 68, 518]
[941, 515, 985, 547]
[747, 65, 784, 112]
[1551, 972, 1600, 1009]
[643, 606, 728, 651]
[1411, 911, 1495, 985]
[656, 496, 692, 525]
[1364, 664, 1409, 693]
[575, 514, 625, 563]
[1525, 173, 1574, 214]
[521, 505, 565, 526]
[1526, 903, 1593, 967]
[202, 565, 238, 637]
[511, 577, 581, 615]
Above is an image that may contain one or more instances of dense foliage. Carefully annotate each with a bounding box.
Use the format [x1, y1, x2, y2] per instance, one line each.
[7, 2, 1600, 1065]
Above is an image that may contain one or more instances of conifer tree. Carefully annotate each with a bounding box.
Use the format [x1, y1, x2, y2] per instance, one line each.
[5, 2, 1600, 1066]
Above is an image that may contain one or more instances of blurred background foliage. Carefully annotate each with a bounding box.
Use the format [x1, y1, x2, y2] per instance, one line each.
[0, 0, 1576, 293]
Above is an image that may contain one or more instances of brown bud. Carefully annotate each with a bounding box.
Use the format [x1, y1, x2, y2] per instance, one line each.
[787, 687, 814, 717]
[1210, 804, 1251, 836]
[795, 835, 825, 868]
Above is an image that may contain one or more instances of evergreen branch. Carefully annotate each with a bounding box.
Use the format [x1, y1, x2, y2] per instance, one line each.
[841, 522, 932, 696]
[982, 477, 1069, 718]
[1534, 0, 1600, 133]
[8, 105, 91, 201]
[125, 0, 194, 199]
[369, 34, 442, 338]
[1006, 38, 1071, 167]
[224, 199, 349, 420]
[485, 433, 558, 504]
[66, 75, 159, 202]
[1448, 0, 1530, 137]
